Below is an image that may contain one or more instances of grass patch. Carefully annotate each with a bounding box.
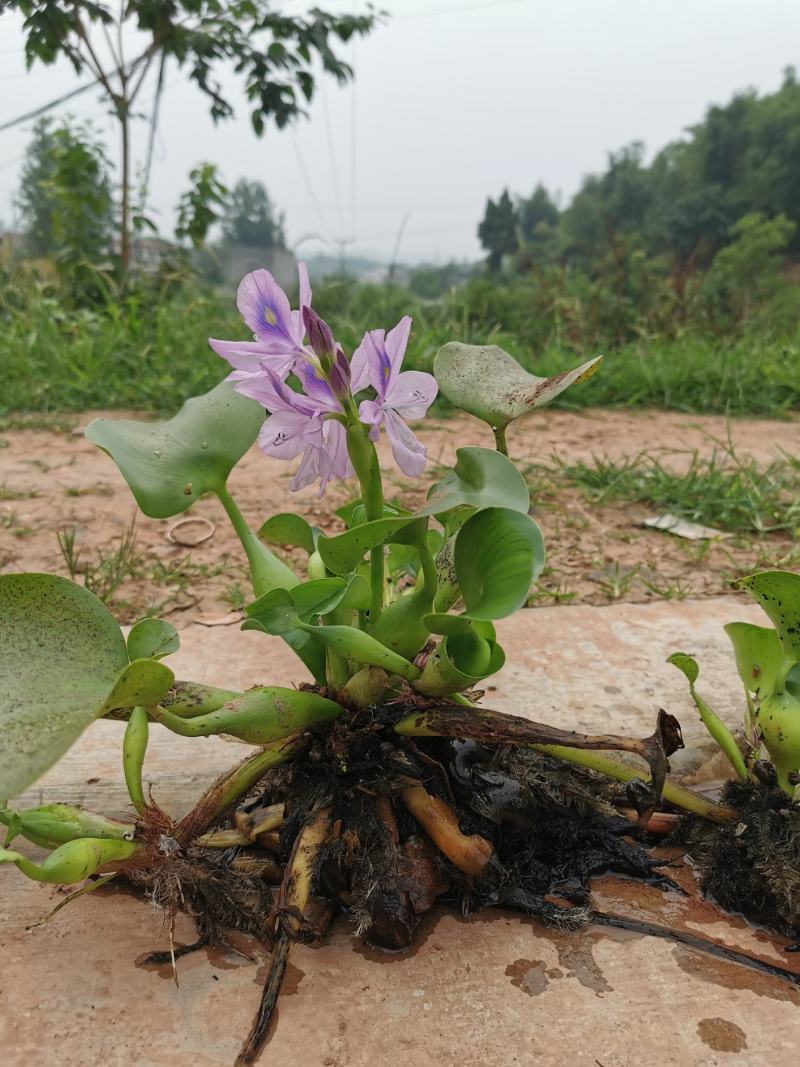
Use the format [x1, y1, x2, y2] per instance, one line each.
[548, 446, 800, 535]
[2, 279, 800, 416]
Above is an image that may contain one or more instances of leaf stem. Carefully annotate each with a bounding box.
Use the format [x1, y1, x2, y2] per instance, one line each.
[530, 743, 736, 823]
[493, 424, 509, 456]
[216, 485, 298, 595]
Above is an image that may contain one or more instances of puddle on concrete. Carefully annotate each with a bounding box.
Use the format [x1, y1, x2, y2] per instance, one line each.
[505, 958, 562, 996]
[697, 1017, 748, 1053]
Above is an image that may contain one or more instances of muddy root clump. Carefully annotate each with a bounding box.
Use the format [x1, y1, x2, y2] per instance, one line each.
[675, 779, 800, 941]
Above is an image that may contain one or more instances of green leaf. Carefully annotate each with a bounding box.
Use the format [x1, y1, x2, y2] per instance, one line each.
[126, 618, 179, 661]
[317, 516, 424, 574]
[454, 508, 545, 619]
[736, 570, 800, 663]
[0, 574, 173, 801]
[86, 381, 264, 518]
[667, 651, 747, 780]
[246, 574, 371, 635]
[245, 588, 302, 636]
[666, 652, 699, 686]
[258, 513, 317, 556]
[434, 343, 602, 430]
[724, 622, 785, 696]
[418, 447, 530, 517]
[414, 634, 505, 696]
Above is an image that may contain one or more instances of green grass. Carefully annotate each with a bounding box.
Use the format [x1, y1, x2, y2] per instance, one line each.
[2, 275, 800, 417]
[548, 445, 800, 535]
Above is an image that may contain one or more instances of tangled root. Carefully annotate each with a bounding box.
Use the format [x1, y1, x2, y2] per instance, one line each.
[675, 779, 800, 939]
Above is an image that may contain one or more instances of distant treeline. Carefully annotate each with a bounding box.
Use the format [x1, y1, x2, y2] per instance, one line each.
[464, 68, 800, 345]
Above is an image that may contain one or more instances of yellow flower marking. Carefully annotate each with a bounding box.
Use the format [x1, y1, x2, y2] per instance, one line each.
[264, 308, 277, 326]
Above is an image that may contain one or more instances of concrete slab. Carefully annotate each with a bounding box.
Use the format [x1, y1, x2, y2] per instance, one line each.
[3, 597, 794, 1067]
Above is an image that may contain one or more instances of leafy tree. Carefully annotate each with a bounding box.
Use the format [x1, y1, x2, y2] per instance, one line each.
[223, 179, 285, 248]
[16, 116, 113, 290]
[707, 211, 795, 318]
[517, 183, 558, 260]
[4, 1, 376, 271]
[175, 164, 229, 249]
[477, 189, 518, 271]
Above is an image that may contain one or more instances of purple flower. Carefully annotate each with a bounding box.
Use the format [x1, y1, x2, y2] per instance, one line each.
[231, 365, 351, 496]
[208, 263, 312, 379]
[350, 316, 438, 477]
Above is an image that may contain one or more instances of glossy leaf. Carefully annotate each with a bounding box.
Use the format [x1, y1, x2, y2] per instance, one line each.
[434, 342, 602, 430]
[127, 618, 179, 661]
[724, 622, 785, 697]
[418, 447, 530, 517]
[736, 570, 800, 663]
[258, 513, 317, 556]
[318, 516, 424, 574]
[86, 381, 264, 518]
[0, 575, 173, 801]
[414, 635, 505, 696]
[757, 689, 800, 794]
[454, 508, 545, 619]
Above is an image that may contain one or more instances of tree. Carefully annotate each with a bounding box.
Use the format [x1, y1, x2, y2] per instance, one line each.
[223, 179, 286, 248]
[175, 163, 229, 249]
[5, 1, 376, 271]
[16, 116, 113, 279]
[477, 189, 518, 271]
[517, 183, 559, 262]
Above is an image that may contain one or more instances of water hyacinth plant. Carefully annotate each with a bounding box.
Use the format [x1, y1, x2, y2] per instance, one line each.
[1, 266, 797, 1063]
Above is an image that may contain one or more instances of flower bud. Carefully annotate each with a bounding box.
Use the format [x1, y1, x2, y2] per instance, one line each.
[328, 348, 352, 401]
[302, 305, 336, 361]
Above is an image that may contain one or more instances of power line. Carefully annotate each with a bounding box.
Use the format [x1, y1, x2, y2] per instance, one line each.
[290, 133, 329, 235]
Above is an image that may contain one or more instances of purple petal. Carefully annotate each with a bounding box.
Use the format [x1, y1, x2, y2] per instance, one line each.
[383, 408, 427, 477]
[237, 270, 295, 346]
[357, 398, 384, 427]
[296, 360, 339, 410]
[258, 411, 311, 460]
[386, 370, 438, 419]
[384, 316, 412, 377]
[324, 419, 354, 479]
[290, 446, 321, 492]
[210, 337, 296, 376]
[350, 334, 371, 393]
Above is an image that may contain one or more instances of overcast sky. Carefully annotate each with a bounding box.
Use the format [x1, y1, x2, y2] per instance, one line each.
[1, 0, 798, 262]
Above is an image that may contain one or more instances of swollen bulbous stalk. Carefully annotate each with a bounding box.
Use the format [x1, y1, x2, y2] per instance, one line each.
[345, 423, 385, 626]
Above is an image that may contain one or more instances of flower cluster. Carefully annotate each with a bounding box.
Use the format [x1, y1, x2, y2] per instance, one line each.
[209, 265, 438, 494]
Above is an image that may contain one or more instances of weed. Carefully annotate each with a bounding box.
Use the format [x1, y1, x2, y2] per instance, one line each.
[0, 484, 39, 500]
[223, 581, 247, 612]
[590, 562, 639, 600]
[639, 574, 693, 601]
[556, 446, 800, 535]
[57, 519, 141, 603]
[63, 484, 115, 497]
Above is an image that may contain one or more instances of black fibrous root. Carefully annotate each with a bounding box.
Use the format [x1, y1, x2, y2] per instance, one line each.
[674, 778, 800, 942]
[121, 707, 797, 1065]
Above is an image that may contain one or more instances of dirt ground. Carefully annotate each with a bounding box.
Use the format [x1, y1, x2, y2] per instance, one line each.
[1, 406, 798, 622]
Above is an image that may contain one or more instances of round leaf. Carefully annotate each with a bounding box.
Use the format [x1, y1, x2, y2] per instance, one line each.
[418, 447, 530, 517]
[434, 342, 602, 430]
[454, 508, 545, 620]
[127, 618, 179, 661]
[258, 513, 317, 556]
[0, 574, 171, 801]
[724, 622, 785, 697]
[736, 570, 800, 663]
[86, 381, 265, 518]
[666, 652, 699, 686]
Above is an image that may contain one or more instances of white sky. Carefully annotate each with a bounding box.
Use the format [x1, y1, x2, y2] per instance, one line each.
[0, 0, 798, 262]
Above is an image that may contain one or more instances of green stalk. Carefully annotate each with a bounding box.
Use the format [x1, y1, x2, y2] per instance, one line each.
[345, 424, 385, 627]
[123, 705, 149, 813]
[493, 424, 509, 456]
[217, 486, 298, 595]
[531, 743, 736, 824]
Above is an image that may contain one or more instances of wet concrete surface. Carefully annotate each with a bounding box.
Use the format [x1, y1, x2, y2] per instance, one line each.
[2, 598, 795, 1066]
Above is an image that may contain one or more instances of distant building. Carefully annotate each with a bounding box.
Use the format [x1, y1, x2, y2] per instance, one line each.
[218, 245, 297, 289]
